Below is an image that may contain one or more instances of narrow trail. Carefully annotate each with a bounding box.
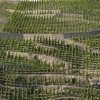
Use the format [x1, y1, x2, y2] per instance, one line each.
[6, 50, 67, 65]
[0, 84, 83, 90]
[65, 39, 100, 53]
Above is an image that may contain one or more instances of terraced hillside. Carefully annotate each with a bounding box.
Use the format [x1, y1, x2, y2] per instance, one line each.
[0, 0, 100, 100]
[0, 34, 100, 100]
[2, 0, 100, 34]
[0, 0, 18, 32]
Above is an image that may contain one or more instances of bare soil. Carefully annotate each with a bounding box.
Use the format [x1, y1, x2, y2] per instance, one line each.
[6, 51, 67, 65]
[0, 17, 6, 32]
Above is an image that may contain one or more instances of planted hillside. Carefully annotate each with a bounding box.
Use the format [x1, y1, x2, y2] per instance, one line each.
[0, 34, 100, 99]
[0, 0, 100, 100]
[3, 0, 100, 34]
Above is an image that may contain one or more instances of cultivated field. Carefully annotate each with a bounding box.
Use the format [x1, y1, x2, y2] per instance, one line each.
[0, 34, 100, 100]
[0, 0, 100, 100]
[1, 0, 100, 34]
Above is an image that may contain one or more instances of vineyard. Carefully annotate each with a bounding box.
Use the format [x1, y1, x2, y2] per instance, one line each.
[0, 0, 100, 100]
[0, 34, 100, 100]
[1, 0, 100, 34]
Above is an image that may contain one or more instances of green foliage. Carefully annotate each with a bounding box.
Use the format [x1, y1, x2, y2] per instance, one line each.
[3, 0, 100, 33]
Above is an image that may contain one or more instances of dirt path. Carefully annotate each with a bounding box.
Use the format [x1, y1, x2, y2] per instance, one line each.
[6, 9, 60, 18]
[6, 9, 60, 14]
[1, 0, 23, 2]
[34, 42, 57, 49]
[0, 84, 83, 90]
[65, 39, 89, 49]
[65, 39, 100, 53]
[0, 17, 6, 32]
[6, 51, 67, 65]
[0, 17, 6, 24]
[8, 73, 84, 79]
